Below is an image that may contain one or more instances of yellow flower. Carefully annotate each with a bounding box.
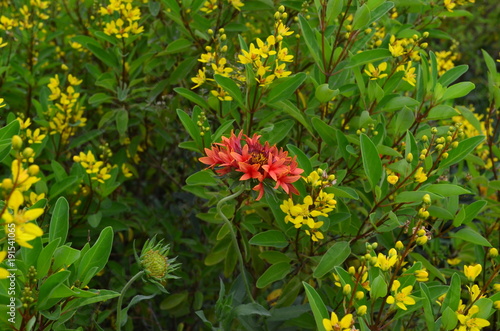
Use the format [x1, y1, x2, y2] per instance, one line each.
[211, 88, 233, 101]
[414, 167, 427, 183]
[389, 36, 405, 57]
[375, 252, 398, 271]
[398, 61, 417, 86]
[274, 63, 292, 79]
[191, 68, 208, 89]
[322, 312, 353, 331]
[447, 257, 461, 266]
[0, 97, 5, 108]
[1, 190, 44, 248]
[227, 0, 244, 11]
[238, 43, 261, 64]
[415, 269, 429, 282]
[0, 37, 7, 48]
[68, 74, 82, 86]
[0, 251, 9, 278]
[464, 264, 482, 282]
[304, 220, 324, 241]
[386, 280, 416, 310]
[456, 305, 490, 331]
[364, 62, 388, 80]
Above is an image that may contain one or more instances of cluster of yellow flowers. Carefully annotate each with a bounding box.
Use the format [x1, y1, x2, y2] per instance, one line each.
[191, 6, 295, 99]
[0, 135, 45, 260]
[444, 0, 475, 12]
[435, 42, 461, 75]
[46, 74, 87, 145]
[200, 0, 244, 13]
[73, 150, 113, 184]
[280, 169, 337, 241]
[100, 0, 144, 39]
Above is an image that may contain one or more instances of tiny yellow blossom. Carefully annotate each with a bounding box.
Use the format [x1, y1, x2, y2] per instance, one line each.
[414, 167, 427, 183]
[386, 280, 416, 310]
[322, 312, 353, 331]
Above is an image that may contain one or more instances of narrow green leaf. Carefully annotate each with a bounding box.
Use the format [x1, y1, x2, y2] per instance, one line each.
[77, 226, 114, 286]
[348, 49, 391, 68]
[176, 109, 203, 152]
[424, 184, 471, 197]
[303, 282, 328, 331]
[249, 230, 288, 248]
[49, 197, 69, 246]
[420, 283, 435, 331]
[174, 87, 210, 109]
[214, 74, 244, 107]
[438, 65, 468, 87]
[441, 82, 475, 101]
[256, 262, 291, 288]
[360, 134, 382, 188]
[87, 44, 119, 69]
[439, 135, 485, 169]
[427, 105, 459, 120]
[268, 73, 306, 104]
[451, 227, 492, 247]
[313, 242, 350, 278]
[298, 15, 322, 66]
[352, 4, 371, 30]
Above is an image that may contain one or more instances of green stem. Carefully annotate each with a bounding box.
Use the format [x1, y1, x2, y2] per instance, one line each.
[216, 187, 254, 302]
[116, 270, 145, 331]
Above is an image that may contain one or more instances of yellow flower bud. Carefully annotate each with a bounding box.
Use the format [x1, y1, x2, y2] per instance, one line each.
[417, 229, 426, 236]
[421, 135, 428, 142]
[431, 127, 438, 134]
[22, 147, 34, 158]
[452, 141, 459, 148]
[387, 174, 398, 185]
[442, 152, 449, 159]
[395, 241, 404, 251]
[422, 194, 431, 205]
[416, 236, 428, 245]
[494, 300, 500, 310]
[278, 5, 285, 12]
[423, 31, 429, 38]
[28, 164, 39, 176]
[355, 291, 364, 300]
[406, 153, 413, 162]
[348, 266, 355, 275]
[343, 284, 352, 295]
[12, 135, 23, 150]
[1, 178, 13, 189]
[489, 248, 499, 258]
[357, 305, 367, 316]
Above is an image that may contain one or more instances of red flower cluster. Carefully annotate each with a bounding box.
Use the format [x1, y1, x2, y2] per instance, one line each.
[200, 131, 304, 200]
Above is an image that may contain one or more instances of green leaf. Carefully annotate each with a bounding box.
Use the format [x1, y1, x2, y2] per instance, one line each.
[420, 283, 435, 331]
[326, 0, 343, 22]
[62, 290, 120, 312]
[302, 282, 328, 331]
[393, 106, 414, 134]
[441, 273, 461, 314]
[298, 15, 322, 66]
[211, 120, 235, 144]
[37, 271, 71, 310]
[268, 73, 306, 104]
[427, 105, 459, 120]
[261, 119, 295, 145]
[121, 294, 157, 326]
[214, 74, 244, 107]
[249, 230, 288, 248]
[277, 100, 315, 135]
[0, 119, 20, 140]
[185, 170, 219, 186]
[37, 238, 61, 279]
[234, 303, 271, 316]
[50, 176, 79, 198]
[379, 96, 419, 112]
[115, 109, 128, 137]
[51, 160, 67, 182]
[256, 262, 291, 288]
[440, 82, 475, 101]
[438, 65, 468, 87]
[287, 144, 313, 175]
[424, 184, 471, 197]
[460, 200, 488, 225]
[315, 83, 339, 103]
[347, 49, 391, 68]
[174, 87, 210, 109]
[451, 227, 492, 247]
[176, 108, 203, 152]
[49, 197, 69, 247]
[442, 306, 458, 330]
[77, 226, 114, 286]
[370, 275, 387, 299]
[312, 117, 336, 147]
[164, 38, 192, 54]
[439, 135, 485, 169]
[89, 93, 114, 105]
[87, 43, 119, 69]
[352, 4, 371, 30]
[360, 134, 382, 188]
[313, 242, 350, 278]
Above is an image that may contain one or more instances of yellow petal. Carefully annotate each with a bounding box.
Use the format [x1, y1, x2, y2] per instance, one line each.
[9, 189, 24, 210]
[0, 268, 10, 279]
[24, 208, 44, 222]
